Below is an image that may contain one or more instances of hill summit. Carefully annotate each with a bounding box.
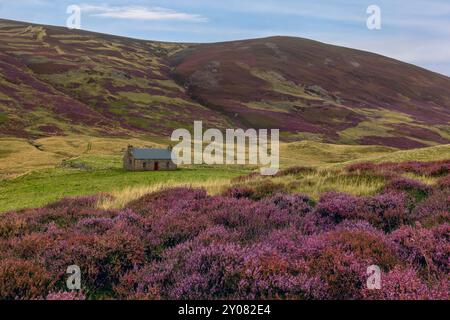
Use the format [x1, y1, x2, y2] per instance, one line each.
[0, 19, 449, 148]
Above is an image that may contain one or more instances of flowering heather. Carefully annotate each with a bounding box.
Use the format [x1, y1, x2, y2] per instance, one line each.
[437, 175, 450, 190]
[46, 291, 86, 300]
[0, 259, 54, 300]
[264, 193, 314, 216]
[0, 177, 448, 300]
[362, 192, 409, 232]
[224, 181, 288, 201]
[389, 224, 449, 277]
[362, 266, 449, 300]
[223, 187, 256, 200]
[315, 192, 364, 223]
[411, 191, 450, 226]
[384, 177, 432, 202]
[347, 160, 450, 177]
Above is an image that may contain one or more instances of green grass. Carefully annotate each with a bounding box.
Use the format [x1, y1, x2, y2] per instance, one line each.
[0, 164, 250, 213]
[61, 154, 122, 170]
[242, 170, 388, 200]
[280, 141, 396, 167]
[0, 112, 7, 124]
[341, 144, 450, 165]
[1, 135, 449, 213]
[118, 92, 188, 105]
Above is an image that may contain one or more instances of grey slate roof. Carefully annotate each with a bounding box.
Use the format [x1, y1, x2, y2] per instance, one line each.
[131, 148, 173, 160]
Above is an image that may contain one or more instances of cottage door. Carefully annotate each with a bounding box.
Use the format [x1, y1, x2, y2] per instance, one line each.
[154, 162, 159, 171]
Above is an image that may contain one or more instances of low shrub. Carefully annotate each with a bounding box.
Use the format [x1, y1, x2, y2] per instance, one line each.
[46, 291, 86, 300]
[223, 187, 256, 199]
[0, 259, 54, 300]
[264, 193, 314, 216]
[362, 266, 449, 300]
[347, 160, 450, 177]
[437, 175, 450, 190]
[362, 192, 408, 232]
[315, 192, 364, 223]
[275, 166, 316, 177]
[384, 178, 431, 203]
[1, 160, 448, 300]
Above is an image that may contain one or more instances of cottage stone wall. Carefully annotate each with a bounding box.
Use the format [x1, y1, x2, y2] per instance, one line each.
[123, 153, 177, 171]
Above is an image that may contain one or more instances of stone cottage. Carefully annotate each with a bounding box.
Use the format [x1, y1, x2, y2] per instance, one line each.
[123, 145, 177, 171]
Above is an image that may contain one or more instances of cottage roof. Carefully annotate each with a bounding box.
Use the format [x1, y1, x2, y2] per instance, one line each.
[131, 148, 173, 160]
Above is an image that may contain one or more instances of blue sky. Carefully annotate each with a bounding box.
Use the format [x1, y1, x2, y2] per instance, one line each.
[1, 0, 449, 76]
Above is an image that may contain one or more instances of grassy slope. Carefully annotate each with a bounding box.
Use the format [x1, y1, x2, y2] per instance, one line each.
[0, 19, 228, 138]
[171, 36, 450, 148]
[1, 19, 449, 148]
[0, 165, 249, 213]
[0, 135, 166, 176]
[1, 135, 449, 213]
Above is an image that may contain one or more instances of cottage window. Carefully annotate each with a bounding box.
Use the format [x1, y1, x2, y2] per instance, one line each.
[143, 162, 147, 168]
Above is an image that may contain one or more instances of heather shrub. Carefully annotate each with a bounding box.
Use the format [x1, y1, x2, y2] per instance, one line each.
[384, 177, 431, 203]
[223, 186, 256, 199]
[264, 193, 314, 216]
[362, 266, 449, 300]
[236, 245, 324, 300]
[194, 226, 239, 245]
[306, 247, 368, 299]
[315, 192, 364, 223]
[40, 222, 146, 292]
[393, 161, 450, 177]
[346, 162, 376, 173]
[298, 212, 337, 235]
[437, 175, 450, 190]
[0, 203, 117, 239]
[225, 181, 290, 201]
[411, 190, 450, 225]
[268, 226, 400, 299]
[210, 197, 300, 242]
[0, 212, 29, 239]
[303, 227, 399, 271]
[0, 259, 54, 300]
[127, 188, 208, 217]
[348, 160, 450, 177]
[76, 217, 115, 234]
[362, 192, 408, 232]
[249, 180, 288, 200]
[114, 266, 162, 300]
[1, 164, 448, 300]
[389, 224, 449, 278]
[130, 242, 247, 300]
[144, 201, 213, 250]
[424, 162, 450, 177]
[416, 211, 450, 229]
[46, 291, 86, 300]
[45, 195, 100, 210]
[8, 231, 59, 261]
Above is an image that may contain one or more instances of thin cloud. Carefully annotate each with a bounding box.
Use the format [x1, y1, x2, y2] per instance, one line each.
[79, 4, 208, 22]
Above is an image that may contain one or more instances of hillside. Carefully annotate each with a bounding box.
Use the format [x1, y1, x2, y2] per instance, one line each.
[0, 19, 228, 138]
[0, 19, 449, 148]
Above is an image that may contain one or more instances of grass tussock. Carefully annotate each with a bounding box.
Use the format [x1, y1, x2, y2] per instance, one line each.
[98, 179, 231, 210]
